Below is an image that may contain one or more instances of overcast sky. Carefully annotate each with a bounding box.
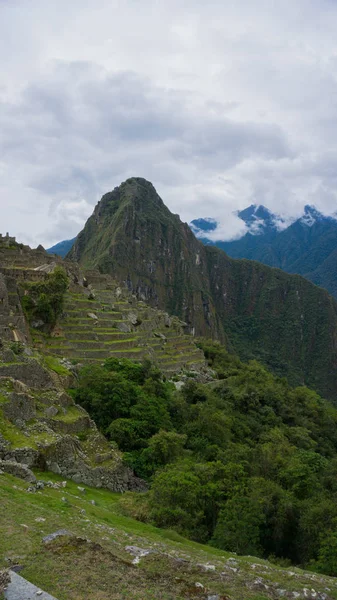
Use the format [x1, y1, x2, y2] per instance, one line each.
[2, 0, 337, 246]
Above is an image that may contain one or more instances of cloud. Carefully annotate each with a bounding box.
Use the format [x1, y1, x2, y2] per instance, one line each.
[2, 0, 337, 245]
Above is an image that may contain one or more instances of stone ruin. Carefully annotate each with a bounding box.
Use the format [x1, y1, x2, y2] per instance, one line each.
[0, 232, 16, 246]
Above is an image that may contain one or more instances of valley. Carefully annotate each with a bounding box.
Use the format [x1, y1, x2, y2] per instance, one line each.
[2, 179, 337, 599]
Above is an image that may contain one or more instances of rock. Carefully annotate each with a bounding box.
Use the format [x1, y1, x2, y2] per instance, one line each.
[23, 346, 33, 356]
[14, 418, 26, 430]
[174, 381, 184, 391]
[3, 571, 58, 600]
[0, 359, 54, 390]
[44, 406, 59, 418]
[3, 392, 36, 423]
[34, 262, 56, 273]
[42, 530, 71, 544]
[198, 563, 216, 571]
[164, 315, 172, 327]
[116, 322, 130, 333]
[154, 332, 167, 341]
[77, 486, 86, 493]
[57, 392, 73, 407]
[2, 349, 17, 363]
[127, 312, 140, 326]
[0, 460, 36, 483]
[90, 500, 96, 506]
[31, 319, 45, 329]
[125, 546, 153, 564]
[87, 313, 98, 320]
[12, 380, 29, 394]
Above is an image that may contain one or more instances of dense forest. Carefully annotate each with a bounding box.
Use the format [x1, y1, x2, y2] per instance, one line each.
[73, 343, 337, 576]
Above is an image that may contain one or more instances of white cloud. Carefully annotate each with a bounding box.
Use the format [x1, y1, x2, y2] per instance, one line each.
[2, 0, 337, 245]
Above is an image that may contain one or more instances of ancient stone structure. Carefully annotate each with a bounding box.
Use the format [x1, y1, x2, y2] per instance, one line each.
[0, 344, 147, 492]
[0, 232, 16, 246]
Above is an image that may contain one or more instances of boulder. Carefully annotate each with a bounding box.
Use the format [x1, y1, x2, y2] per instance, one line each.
[44, 406, 59, 418]
[87, 312, 98, 320]
[3, 392, 36, 423]
[116, 322, 130, 333]
[0, 460, 36, 483]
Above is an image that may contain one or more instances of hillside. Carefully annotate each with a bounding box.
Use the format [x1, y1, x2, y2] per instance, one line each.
[0, 236, 206, 375]
[190, 206, 337, 299]
[2, 470, 337, 600]
[2, 222, 337, 596]
[47, 238, 76, 258]
[2, 344, 337, 598]
[0, 340, 144, 492]
[67, 177, 337, 400]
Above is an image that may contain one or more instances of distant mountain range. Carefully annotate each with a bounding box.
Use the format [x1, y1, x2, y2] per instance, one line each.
[48, 202, 337, 301]
[190, 205, 337, 299]
[47, 237, 76, 258]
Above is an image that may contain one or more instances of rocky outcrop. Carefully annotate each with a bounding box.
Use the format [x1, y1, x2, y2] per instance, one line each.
[0, 350, 147, 492]
[0, 459, 36, 482]
[41, 436, 146, 491]
[3, 392, 36, 423]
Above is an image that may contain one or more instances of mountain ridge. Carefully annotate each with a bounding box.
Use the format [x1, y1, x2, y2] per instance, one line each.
[67, 177, 337, 400]
[190, 204, 337, 298]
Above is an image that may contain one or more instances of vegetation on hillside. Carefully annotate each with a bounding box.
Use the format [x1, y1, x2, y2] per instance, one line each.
[66, 177, 337, 401]
[196, 207, 337, 300]
[73, 344, 337, 576]
[3, 471, 336, 600]
[20, 266, 69, 330]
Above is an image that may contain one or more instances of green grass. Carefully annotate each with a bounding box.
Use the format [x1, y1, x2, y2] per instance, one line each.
[43, 356, 71, 376]
[1, 470, 337, 600]
[0, 410, 58, 448]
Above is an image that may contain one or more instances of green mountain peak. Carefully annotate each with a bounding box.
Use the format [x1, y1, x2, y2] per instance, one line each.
[67, 178, 337, 400]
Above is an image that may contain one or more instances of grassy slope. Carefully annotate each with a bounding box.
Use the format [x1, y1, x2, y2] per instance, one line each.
[1, 471, 337, 600]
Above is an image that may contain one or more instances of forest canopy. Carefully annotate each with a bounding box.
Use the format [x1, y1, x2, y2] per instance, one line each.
[72, 344, 337, 575]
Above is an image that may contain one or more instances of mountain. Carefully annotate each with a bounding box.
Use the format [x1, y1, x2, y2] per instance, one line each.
[0, 235, 206, 374]
[67, 177, 337, 399]
[191, 205, 337, 298]
[47, 237, 76, 257]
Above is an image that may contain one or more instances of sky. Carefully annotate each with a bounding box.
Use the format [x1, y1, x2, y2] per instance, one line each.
[2, 0, 337, 246]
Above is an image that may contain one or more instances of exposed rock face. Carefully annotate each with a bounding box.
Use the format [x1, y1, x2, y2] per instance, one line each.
[0, 351, 146, 492]
[3, 392, 36, 423]
[68, 177, 337, 399]
[42, 436, 146, 492]
[0, 358, 54, 390]
[0, 272, 30, 343]
[0, 459, 37, 482]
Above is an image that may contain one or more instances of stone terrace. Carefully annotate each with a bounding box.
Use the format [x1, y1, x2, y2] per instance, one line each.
[35, 277, 206, 373]
[0, 242, 206, 374]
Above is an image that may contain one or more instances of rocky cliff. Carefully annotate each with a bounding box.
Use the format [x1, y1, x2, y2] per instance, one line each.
[0, 340, 145, 492]
[68, 177, 337, 399]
